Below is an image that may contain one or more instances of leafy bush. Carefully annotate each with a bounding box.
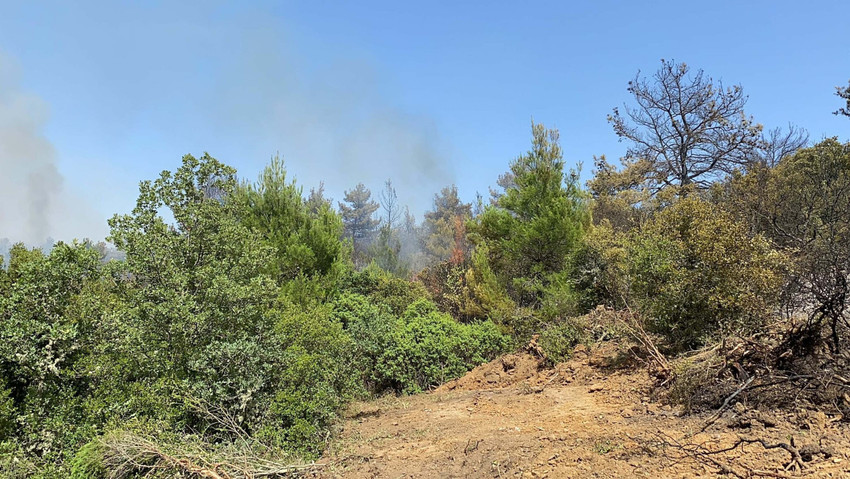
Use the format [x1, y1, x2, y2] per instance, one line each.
[332, 294, 510, 395]
[538, 319, 587, 365]
[569, 222, 629, 312]
[337, 263, 431, 316]
[626, 197, 787, 349]
[375, 300, 511, 393]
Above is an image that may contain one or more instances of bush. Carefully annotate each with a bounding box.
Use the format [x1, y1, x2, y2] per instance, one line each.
[626, 197, 787, 349]
[538, 319, 587, 365]
[338, 263, 431, 316]
[726, 138, 850, 352]
[376, 300, 511, 393]
[329, 293, 399, 393]
[569, 222, 629, 312]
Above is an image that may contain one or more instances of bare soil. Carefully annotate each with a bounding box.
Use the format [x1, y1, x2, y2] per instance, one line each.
[315, 345, 850, 478]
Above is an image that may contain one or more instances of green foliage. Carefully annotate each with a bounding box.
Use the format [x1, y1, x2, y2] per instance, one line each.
[626, 197, 787, 349]
[470, 122, 590, 309]
[235, 155, 348, 281]
[331, 293, 510, 394]
[568, 223, 629, 312]
[338, 263, 430, 316]
[376, 300, 511, 393]
[469, 122, 590, 339]
[538, 319, 586, 365]
[262, 305, 358, 455]
[339, 183, 381, 262]
[0, 241, 105, 467]
[107, 153, 279, 378]
[69, 440, 106, 479]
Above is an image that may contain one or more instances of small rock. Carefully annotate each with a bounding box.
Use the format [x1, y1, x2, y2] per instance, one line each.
[588, 384, 604, 393]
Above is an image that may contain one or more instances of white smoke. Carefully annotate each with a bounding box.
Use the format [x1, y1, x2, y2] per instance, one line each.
[0, 52, 101, 245]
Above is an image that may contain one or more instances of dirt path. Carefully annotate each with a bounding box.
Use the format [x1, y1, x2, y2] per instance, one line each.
[316, 349, 850, 478]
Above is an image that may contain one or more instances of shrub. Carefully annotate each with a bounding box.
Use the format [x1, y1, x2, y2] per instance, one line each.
[726, 138, 850, 352]
[338, 263, 431, 316]
[569, 222, 629, 312]
[538, 319, 586, 365]
[626, 197, 787, 349]
[375, 300, 511, 393]
[329, 293, 399, 393]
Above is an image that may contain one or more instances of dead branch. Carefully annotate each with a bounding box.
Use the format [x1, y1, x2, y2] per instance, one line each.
[697, 376, 755, 434]
[619, 302, 671, 377]
[100, 431, 324, 479]
[647, 430, 804, 478]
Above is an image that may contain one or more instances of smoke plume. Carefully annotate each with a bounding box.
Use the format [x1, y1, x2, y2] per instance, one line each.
[212, 28, 456, 215]
[0, 52, 100, 245]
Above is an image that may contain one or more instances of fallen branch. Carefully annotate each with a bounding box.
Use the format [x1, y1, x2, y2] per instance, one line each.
[697, 376, 755, 434]
[648, 430, 804, 478]
[101, 431, 324, 479]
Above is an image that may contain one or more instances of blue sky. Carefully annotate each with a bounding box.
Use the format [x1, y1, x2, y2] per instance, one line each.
[0, 0, 847, 242]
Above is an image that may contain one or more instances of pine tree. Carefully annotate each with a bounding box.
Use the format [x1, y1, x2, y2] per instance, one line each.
[339, 183, 380, 261]
[422, 185, 471, 263]
[470, 122, 590, 308]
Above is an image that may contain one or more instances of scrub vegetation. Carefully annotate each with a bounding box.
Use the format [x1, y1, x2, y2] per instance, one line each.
[1, 60, 848, 478]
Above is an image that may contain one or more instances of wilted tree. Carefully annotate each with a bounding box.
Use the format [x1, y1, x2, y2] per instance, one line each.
[339, 183, 380, 259]
[752, 124, 809, 168]
[609, 59, 763, 190]
[731, 138, 850, 352]
[422, 185, 472, 263]
[379, 179, 401, 230]
[836, 80, 850, 118]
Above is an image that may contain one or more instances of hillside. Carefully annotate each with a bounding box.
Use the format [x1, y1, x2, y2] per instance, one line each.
[315, 346, 850, 478]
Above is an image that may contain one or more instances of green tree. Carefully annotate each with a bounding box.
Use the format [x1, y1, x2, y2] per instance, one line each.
[470, 122, 590, 310]
[339, 183, 380, 262]
[107, 153, 278, 380]
[236, 155, 346, 281]
[107, 153, 357, 456]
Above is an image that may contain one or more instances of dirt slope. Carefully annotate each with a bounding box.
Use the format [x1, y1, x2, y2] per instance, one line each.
[315, 346, 850, 478]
